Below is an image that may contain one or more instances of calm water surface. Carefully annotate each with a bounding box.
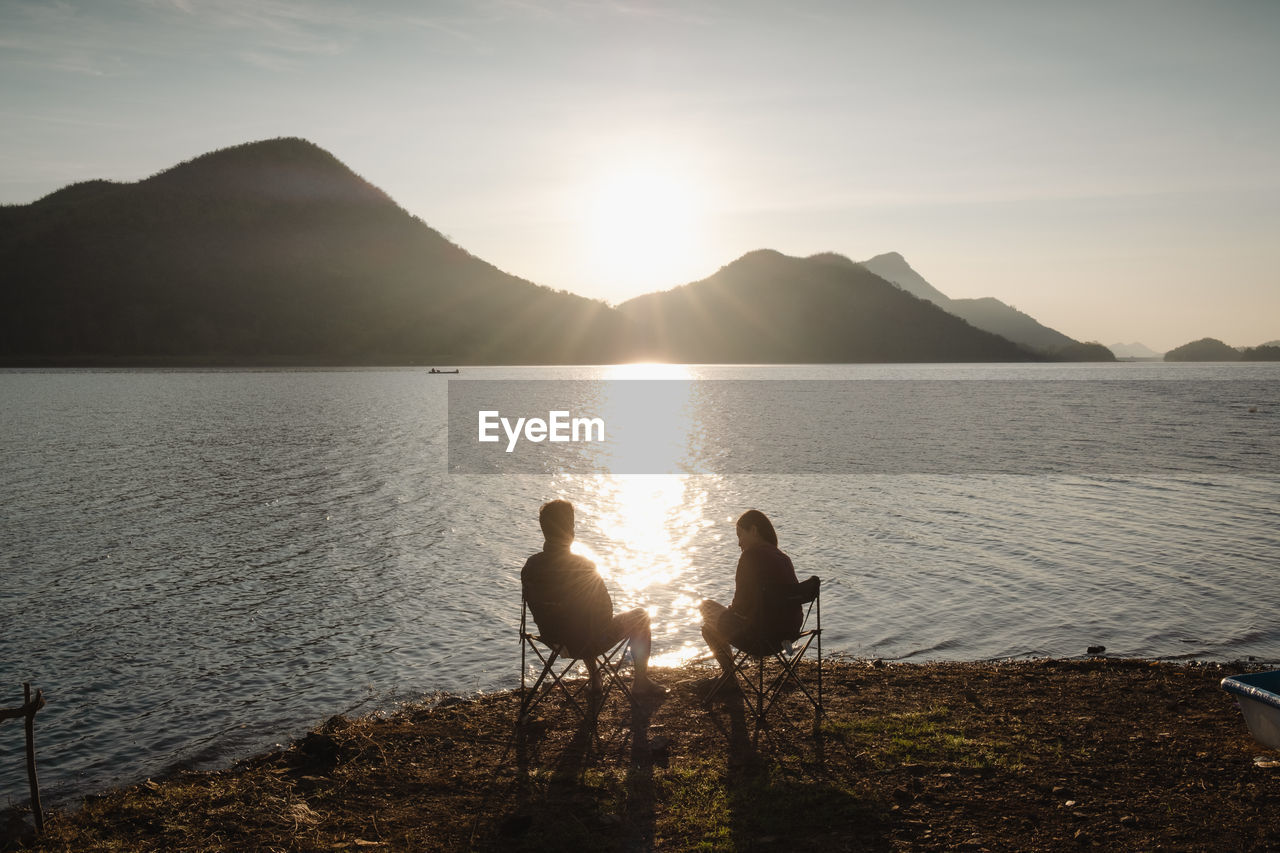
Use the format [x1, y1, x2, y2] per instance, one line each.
[2, 362, 1278, 803]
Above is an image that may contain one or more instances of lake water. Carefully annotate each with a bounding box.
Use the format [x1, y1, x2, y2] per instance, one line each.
[2, 362, 1278, 804]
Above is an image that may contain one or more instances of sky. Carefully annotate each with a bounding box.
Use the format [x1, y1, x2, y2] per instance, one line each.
[2, 0, 1278, 353]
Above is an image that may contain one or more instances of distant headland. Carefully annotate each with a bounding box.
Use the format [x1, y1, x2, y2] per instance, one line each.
[1164, 337, 1280, 362]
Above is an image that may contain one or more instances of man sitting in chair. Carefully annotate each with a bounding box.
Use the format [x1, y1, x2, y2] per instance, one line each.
[521, 499, 665, 697]
[699, 509, 803, 694]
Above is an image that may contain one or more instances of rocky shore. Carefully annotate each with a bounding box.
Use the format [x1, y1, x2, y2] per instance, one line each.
[7, 658, 1279, 851]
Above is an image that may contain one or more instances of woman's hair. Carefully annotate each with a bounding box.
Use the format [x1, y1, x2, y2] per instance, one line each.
[736, 509, 778, 546]
[539, 499, 575, 542]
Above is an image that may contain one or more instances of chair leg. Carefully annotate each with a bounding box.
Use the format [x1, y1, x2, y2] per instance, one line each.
[519, 638, 635, 730]
[753, 657, 766, 747]
[519, 647, 562, 724]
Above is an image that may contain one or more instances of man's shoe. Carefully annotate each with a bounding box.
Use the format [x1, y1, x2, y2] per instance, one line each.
[700, 676, 742, 706]
[632, 680, 669, 699]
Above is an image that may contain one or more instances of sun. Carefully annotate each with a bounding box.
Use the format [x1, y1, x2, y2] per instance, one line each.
[581, 160, 706, 297]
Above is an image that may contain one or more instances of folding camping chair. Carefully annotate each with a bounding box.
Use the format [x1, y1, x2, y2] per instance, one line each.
[705, 575, 823, 747]
[518, 593, 633, 726]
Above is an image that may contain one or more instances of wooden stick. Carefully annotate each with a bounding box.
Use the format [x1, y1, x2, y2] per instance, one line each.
[23, 683, 44, 834]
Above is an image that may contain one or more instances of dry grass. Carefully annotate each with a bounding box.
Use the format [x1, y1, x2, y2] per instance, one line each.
[6, 658, 1279, 851]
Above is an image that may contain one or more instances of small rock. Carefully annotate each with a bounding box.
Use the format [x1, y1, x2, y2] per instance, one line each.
[1087, 645, 1106, 655]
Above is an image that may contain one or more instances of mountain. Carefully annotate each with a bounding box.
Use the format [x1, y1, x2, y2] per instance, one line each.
[1241, 345, 1280, 361]
[858, 252, 1081, 356]
[0, 138, 631, 365]
[1109, 342, 1162, 359]
[0, 138, 1053, 366]
[1163, 338, 1241, 362]
[617, 250, 1038, 363]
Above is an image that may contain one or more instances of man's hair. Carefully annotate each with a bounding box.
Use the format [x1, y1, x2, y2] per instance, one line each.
[539, 499, 575, 542]
[736, 509, 778, 546]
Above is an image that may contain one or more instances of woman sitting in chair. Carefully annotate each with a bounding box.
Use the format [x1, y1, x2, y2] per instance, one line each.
[699, 509, 803, 691]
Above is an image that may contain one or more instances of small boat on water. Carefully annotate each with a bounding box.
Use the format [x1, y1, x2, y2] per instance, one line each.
[428, 368, 460, 374]
[1221, 670, 1280, 751]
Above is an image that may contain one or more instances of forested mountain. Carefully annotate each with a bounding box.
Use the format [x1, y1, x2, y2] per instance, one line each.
[0, 138, 630, 365]
[1163, 338, 1241, 361]
[616, 250, 1038, 363]
[1163, 338, 1280, 361]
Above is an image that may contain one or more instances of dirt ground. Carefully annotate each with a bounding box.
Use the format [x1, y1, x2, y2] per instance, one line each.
[7, 657, 1279, 851]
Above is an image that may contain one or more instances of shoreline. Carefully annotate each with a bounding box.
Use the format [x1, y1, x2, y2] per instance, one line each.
[7, 657, 1279, 851]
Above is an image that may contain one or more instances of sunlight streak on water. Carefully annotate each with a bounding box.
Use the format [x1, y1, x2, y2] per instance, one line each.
[570, 474, 717, 668]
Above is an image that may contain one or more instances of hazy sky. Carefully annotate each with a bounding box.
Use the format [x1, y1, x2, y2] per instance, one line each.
[3, 1, 1278, 352]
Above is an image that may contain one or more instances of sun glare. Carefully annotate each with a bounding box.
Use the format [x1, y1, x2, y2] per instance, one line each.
[606, 362, 694, 380]
[574, 474, 713, 669]
[582, 160, 706, 297]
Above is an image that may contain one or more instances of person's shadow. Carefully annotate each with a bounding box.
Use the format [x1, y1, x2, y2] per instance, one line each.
[502, 691, 664, 849]
[621, 697, 664, 850]
[716, 695, 888, 851]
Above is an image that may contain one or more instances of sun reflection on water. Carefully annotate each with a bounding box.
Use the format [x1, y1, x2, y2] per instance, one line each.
[570, 474, 715, 668]
[552, 363, 728, 668]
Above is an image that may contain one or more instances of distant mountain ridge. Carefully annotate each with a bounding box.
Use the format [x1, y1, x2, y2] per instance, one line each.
[1109, 342, 1162, 359]
[617, 249, 1037, 363]
[1, 138, 1048, 366]
[857, 252, 1086, 357]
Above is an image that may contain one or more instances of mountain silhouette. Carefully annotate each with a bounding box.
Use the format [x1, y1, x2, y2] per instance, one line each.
[0, 138, 629, 365]
[2, 138, 1049, 366]
[617, 249, 1037, 363]
[1164, 338, 1241, 361]
[858, 252, 1082, 356]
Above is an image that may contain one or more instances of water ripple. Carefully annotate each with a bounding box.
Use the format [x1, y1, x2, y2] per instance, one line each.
[2, 365, 1277, 803]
